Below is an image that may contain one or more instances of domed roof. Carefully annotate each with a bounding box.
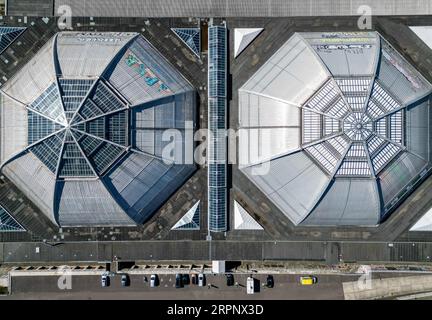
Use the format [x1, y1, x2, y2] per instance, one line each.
[239, 32, 432, 226]
[0, 32, 196, 226]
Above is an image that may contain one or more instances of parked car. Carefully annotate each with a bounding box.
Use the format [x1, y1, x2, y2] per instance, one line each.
[198, 273, 205, 287]
[175, 274, 183, 288]
[226, 274, 234, 286]
[191, 273, 197, 285]
[101, 274, 109, 287]
[121, 274, 130, 287]
[182, 274, 190, 285]
[266, 275, 274, 288]
[300, 276, 317, 286]
[150, 274, 159, 287]
[247, 277, 254, 294]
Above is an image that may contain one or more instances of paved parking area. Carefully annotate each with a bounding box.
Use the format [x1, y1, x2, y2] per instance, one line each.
[6, 273, 354, 300]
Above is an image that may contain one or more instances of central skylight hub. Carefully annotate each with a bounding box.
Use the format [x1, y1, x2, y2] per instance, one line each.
[342, 112, 373, 142]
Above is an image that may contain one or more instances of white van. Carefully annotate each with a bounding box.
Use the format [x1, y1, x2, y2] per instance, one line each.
[247, 277, 254, 294]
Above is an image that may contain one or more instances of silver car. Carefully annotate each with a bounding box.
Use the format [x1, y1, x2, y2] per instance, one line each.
[121, 274, 130, 287]
[198, 273, 205, 287]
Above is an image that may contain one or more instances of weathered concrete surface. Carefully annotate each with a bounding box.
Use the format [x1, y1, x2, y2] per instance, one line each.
[343, 275, 432, 300]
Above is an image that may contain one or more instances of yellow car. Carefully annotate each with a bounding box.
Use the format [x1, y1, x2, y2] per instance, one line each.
[300, 276, 317, 285]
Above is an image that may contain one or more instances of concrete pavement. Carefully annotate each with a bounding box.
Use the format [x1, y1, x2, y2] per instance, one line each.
[3, 241, 432, 264]
[343, 275, 432, 300]
[5, 273, 350, 300]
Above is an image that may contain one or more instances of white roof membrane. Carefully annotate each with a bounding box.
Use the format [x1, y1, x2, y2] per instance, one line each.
[410, 206, 432, 231]
[234, 28, 263, 58]
[233, 200, 263, 230]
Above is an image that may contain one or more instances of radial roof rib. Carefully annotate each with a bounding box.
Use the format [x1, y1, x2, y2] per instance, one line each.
[238, 90, 302, 168]
[0, 127, 65, 173]
[374, 132, 405, 149]
[55, 179, 135, 226]
[335, 142, 373, 177]
[105, 36, 194, 107]
[301, 32, 379, 77]
[241, 151, 330, 225]
[240, 33, 328, 107]
[74, 80, 128, 121]
[72, 128, 127, 149]
[2, 152, 58, 224]
[0, 94, 28, 165]
[298, 33, 356, 116]
[57, 130, 98, 178]
[73, 130, 127, 176]
[305, 134, 351, 175]
[363, 33, 382, 111]
[299, 138, 352, 223]
[27, 82, 67, 125]
[302, 109, 343, 145]
[367, 134, 404, 175]
[27, 111, 64, 145]
[55, 32, 137, 78]
[377, 35, 432, 107]
[239, 131, 344, 170]
[334, 77, 373, 112]
[54, 129, 68, 178]
[363, 140, 377, 177]
[301, 78, 351, 120]
[1, 37, 57, 105]
[103, 150, 196, 224]
[301, 32, 379, 114]
[366, 79, 404, 119]
[68, 79, 101, 125]
[72, 100, 128, 125]
[238, 127, 301, 169]
[58, 78, 96, 122]
[302, 179, 381, 226]
[52, 34, 68, 118]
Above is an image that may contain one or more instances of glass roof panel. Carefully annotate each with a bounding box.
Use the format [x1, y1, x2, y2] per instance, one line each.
[29, 130, 65, 173]
[172, 28, 201, 57]
[27, 110, 63, 145]
[0, 204, 25, 232]
[0, 27, 26, 54]
[59, 78, 95, 121]
[28, 83, 67, 125]
[58, 131, 95, 178]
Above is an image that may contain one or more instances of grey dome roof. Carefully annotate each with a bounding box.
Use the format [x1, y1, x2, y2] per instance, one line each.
[0, 32, 196, 226]
[239, 32, 432, 226]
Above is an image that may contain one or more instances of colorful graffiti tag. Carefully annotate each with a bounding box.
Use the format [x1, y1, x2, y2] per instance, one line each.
[125, 52, 172, 94]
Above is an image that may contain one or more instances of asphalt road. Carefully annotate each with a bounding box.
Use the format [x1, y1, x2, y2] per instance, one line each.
[4, 273, 359, 300]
